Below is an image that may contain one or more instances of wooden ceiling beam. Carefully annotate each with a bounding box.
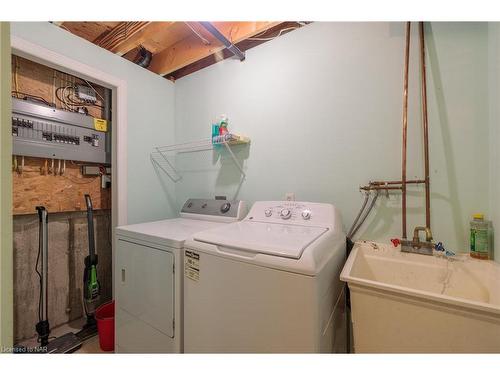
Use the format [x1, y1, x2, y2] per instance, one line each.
[166, 22, 305, 81]
[94, 22, 150, 51]
[108, 22, 176, 56]
[148, 21, 281, 76]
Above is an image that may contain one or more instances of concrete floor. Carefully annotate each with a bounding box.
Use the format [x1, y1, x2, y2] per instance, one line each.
[18, 317, 112, 354]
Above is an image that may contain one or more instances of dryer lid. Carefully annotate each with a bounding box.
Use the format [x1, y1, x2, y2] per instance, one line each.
[193, 221, 328, 259]
[116, 218, 225, 249]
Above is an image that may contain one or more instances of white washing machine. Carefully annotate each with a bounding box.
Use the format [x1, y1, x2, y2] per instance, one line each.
[114, 198, 246, 353]
[183, 201, 346, 353]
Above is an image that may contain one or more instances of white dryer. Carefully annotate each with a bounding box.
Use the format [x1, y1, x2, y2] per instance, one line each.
[114, 198, 246, 353]
[183, 201, 346, 353]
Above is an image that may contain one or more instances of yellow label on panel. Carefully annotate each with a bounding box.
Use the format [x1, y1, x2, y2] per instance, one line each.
[94, 118, 107, 132]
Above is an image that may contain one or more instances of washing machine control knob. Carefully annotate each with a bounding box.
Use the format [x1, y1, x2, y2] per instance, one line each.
[264, 209, 272, 217]
[301, 210, 312, 220]
[220, 202, 231, 213]
[280, 208, 292, 220]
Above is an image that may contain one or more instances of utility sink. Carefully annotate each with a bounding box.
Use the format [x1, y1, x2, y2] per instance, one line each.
[341, 241, 500, 353]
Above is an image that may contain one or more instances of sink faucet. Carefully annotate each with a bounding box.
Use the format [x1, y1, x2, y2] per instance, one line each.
[400, 226, 434, 255]
[413, 226, 433, 243]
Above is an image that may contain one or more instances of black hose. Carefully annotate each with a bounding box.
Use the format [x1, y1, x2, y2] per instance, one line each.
[35, 229, 42, 323]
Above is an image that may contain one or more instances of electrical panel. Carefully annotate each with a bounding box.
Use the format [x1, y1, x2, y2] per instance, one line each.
[12, 97, 110, 164]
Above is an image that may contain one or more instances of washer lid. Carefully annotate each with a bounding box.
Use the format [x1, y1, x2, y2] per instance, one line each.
[193, 221, 328, 259]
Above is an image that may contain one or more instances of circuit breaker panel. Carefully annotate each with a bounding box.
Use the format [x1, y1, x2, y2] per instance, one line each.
[12, 97, 110, 164]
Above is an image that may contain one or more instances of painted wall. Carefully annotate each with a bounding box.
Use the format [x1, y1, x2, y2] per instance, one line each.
[174, 22, 491, 254]
[0, 21, 14, 349]
[10, 22, 177, 224]
[489, 22, 500, 261]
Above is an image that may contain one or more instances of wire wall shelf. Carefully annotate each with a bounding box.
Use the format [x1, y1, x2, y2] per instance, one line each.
[151, 135, 250, 183]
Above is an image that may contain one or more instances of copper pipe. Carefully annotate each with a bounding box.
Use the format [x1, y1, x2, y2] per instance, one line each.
[401, 22, 411, 239]
[370, 179, 425, 186]
[360, 179, 425, 191]
[419, 22, 431, 230]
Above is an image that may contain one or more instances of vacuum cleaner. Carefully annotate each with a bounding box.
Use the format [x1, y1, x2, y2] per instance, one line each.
[32, 206, 82, 353]
[19, 194, 101, 353]
[75, 194, 101, 342]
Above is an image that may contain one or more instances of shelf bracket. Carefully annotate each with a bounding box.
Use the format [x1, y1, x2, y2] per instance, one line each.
[222, 141, 246, 178]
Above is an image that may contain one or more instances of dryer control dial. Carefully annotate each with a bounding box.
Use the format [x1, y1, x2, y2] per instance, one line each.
[264, 209, 273, 217]
[301, 210, 312, 220]
[280, 208, 292, 220]
[220, 202, 231, 213]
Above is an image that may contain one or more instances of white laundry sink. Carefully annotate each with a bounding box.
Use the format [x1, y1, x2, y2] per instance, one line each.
[340, 241, 500, 353]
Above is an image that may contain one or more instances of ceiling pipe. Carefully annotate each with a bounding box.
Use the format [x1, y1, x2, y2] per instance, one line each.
[199, 22, 245, 61]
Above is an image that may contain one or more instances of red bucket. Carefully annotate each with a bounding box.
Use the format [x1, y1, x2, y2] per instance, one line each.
[95, 300, 115, 352]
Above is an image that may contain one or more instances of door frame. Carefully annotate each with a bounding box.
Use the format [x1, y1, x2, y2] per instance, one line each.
[2, 35, 128, 348]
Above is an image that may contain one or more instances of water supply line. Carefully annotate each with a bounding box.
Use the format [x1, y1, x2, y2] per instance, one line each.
[347, 190, 380, 240]
[401, 22, 411, 239]
[355, 21, 431, 241]
[347, 192, 370, 239]
[419, 22, 431, 230]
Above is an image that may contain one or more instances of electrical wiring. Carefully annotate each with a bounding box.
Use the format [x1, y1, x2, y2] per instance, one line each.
[56, 86, 73, 110]
[56, 86, 82, 111]
[11, 91, 54, 107]
[62, 86, 72, 111]
[247, 26, 300, 41]
[66, 90, 105, 109]
[56, 86, 105, 111]
[13, 55, 20, 99]
[52, 71, 56, 105]
[82, 79, 105, 101]
[55, 70, 105, 109]
[13, 62, 106, 113]
[184, 22, 211, 45]
[55, 86, 74, 111]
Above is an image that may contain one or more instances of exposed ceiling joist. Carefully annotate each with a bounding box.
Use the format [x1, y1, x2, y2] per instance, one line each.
[55, 21, 305, 79]
[148, 21, 280, 76]
[200, 22, 245, 61]
[109, 22, 176, 56]
[59, 21, 120, 42]
[94, 22, 150, 51]
[166, 22, 305, 81]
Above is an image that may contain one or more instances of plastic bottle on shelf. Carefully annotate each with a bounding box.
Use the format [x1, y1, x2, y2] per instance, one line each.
[219, 114, 229, 136]
[470, 213, 493, 260]
[211, 119, 220, 144]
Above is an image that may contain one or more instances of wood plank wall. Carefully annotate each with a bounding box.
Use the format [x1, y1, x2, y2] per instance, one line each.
[11, 56, 111, 215]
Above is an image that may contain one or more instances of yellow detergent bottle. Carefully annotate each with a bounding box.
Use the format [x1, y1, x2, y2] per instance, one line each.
[470, 213, 493, 260]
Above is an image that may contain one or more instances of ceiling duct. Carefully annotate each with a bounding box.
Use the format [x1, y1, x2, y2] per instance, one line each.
[134, 46, 153, 68]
